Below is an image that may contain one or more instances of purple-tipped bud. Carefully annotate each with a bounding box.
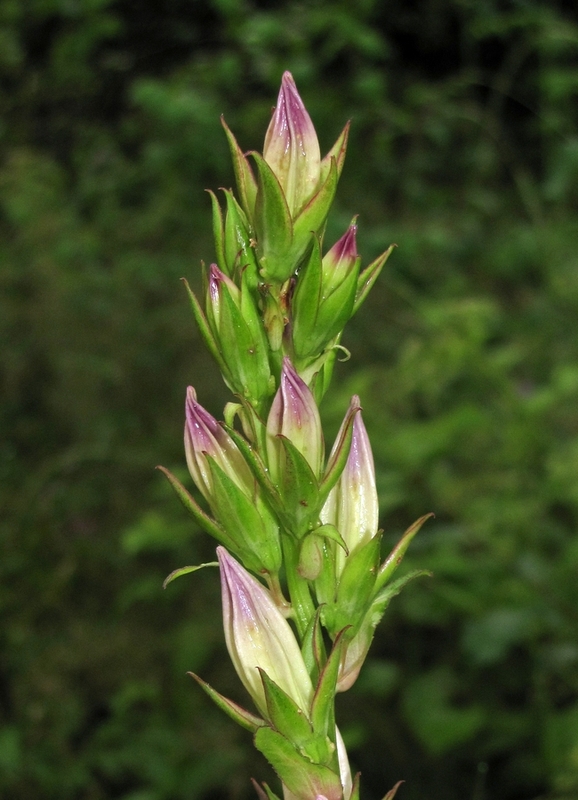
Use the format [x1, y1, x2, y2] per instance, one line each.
[184, 386, 252, 502]
[322, 221, 359, 297]
[321, 396, 378, 574]
[217, 546, 313, 716]
[263, 71, 321, 216]
[267, 358, 324, 481]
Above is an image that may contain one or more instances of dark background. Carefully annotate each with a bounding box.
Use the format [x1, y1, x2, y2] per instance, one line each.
[2, 1, 578, 798]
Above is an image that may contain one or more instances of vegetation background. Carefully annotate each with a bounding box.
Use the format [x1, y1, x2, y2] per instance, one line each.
[2, 1, 578, 798]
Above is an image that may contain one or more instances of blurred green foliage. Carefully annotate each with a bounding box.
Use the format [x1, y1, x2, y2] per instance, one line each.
[2, 1, 578, 798]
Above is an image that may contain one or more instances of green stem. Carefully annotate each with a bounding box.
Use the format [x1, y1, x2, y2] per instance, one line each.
[281, 533, 315, 640]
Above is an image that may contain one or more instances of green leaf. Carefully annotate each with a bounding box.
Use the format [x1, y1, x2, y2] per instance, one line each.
[217, 275, 271, 401]
[207, 189, 226, 275]
[221, 116, 257, 220]
[310, 628, 348, 743]
[206, 457, 282, 574]
[163, 562, 217, 589]
[250, 780, 282, 800]
[318, 399, 360, 506]
[376, 513, 434, 593]
[331, 536, 382, 634]
[224, 425, 284, 515]
[188, 672, 265, 733]
[155, 466, 238, 551]
[367, 570, 432, 631]
[277, 436, 320, 535]
[182, 278, 233, 386]
[223, 189, 259, 286]
[291, 158, 338, 266]
[291, 236, 323, 358]
[320, 121, 350, 183]
[301, 608, 325, 687]
[259, 670, 316, 749]
[251, 152, 294, 282]
[254, 727, 343, 800]
[353, 245, 395, 315]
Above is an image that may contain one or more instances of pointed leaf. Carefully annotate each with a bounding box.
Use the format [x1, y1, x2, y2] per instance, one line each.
[301, 607, 325, 686]
[353, 245, 395, 315]
[350, 772, 361, 800]
[382, 781, 404, 800]
[335, 535, 381, 626]
[206, 457, 282, 574]
[163, 562, 217, 589]
[320, 121, 350, 183]
[259, 670, 314, 745]
[155, 465, 238, 550]
[291, 158, 338, 261]
[188, 672, 265, 732]
[254, 727, 343, 800]
[277, 436, 320, 535]
[318, 399, 360, 506]
[207, 190, 227, 275]
[310, 628, 349, 741]
[291, 236, 323, 358]
[251, 780, 282, 800]
[221, 116, 257, 219]
[223, 189, 258, 284]
[313, 261, 360, 349]
[376, 513, 434, 593]
[182, 278, 232, 385]
[224, 425, 284, 514]
[251, 152, 294, 282]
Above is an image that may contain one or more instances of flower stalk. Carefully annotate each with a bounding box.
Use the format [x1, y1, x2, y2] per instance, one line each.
[159, 70, 430, 800]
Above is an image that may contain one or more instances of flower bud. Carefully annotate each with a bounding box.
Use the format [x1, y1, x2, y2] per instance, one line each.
[321, 221, 360, 298]
[185, 386, 252, 502]
[266, 357, 324, 482]
[217, 547, 313, 716]
[263, 71, 321, 216]
[205, 263, 272, 403]
[291, 223, 361, 360]
[321, 397, 378, 575]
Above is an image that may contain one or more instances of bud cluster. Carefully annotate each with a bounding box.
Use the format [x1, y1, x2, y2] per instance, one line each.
[160, 71, 429, 800]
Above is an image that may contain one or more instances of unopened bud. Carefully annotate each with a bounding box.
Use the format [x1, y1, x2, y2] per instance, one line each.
[266, 357, 324, 482]
[321, 396, 378, 575]
[263, 71, 321, 216]
[185, 386, 252, 502]
[218, 547, 313, 716]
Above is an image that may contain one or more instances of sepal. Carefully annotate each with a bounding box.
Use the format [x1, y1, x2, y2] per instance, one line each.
[163, 561, 217, 590]
[222, 189, 259, 286]
[252, 152, 294, 283]
[310, 628, 349, 743]
[183, 278, 233, 387]
[376, 513, 434, 592]
[275, 436, 320, 536]
[353, 244, 395, 315]
[382, 781, 405, 800]
[322, 535, 381, 637]
[254, 727, 343, 800]
[221, 115, 257, 220]
[188, 672, 265, 733]
[318, 396, 360, 506]
[300, 608, 325, 687]
[337, 569, 432, 692]
[320, 121, 350, 184]
[260, 670, 334, 767]
[206, 457, 282, 575]
[156, 465, 239, 553]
